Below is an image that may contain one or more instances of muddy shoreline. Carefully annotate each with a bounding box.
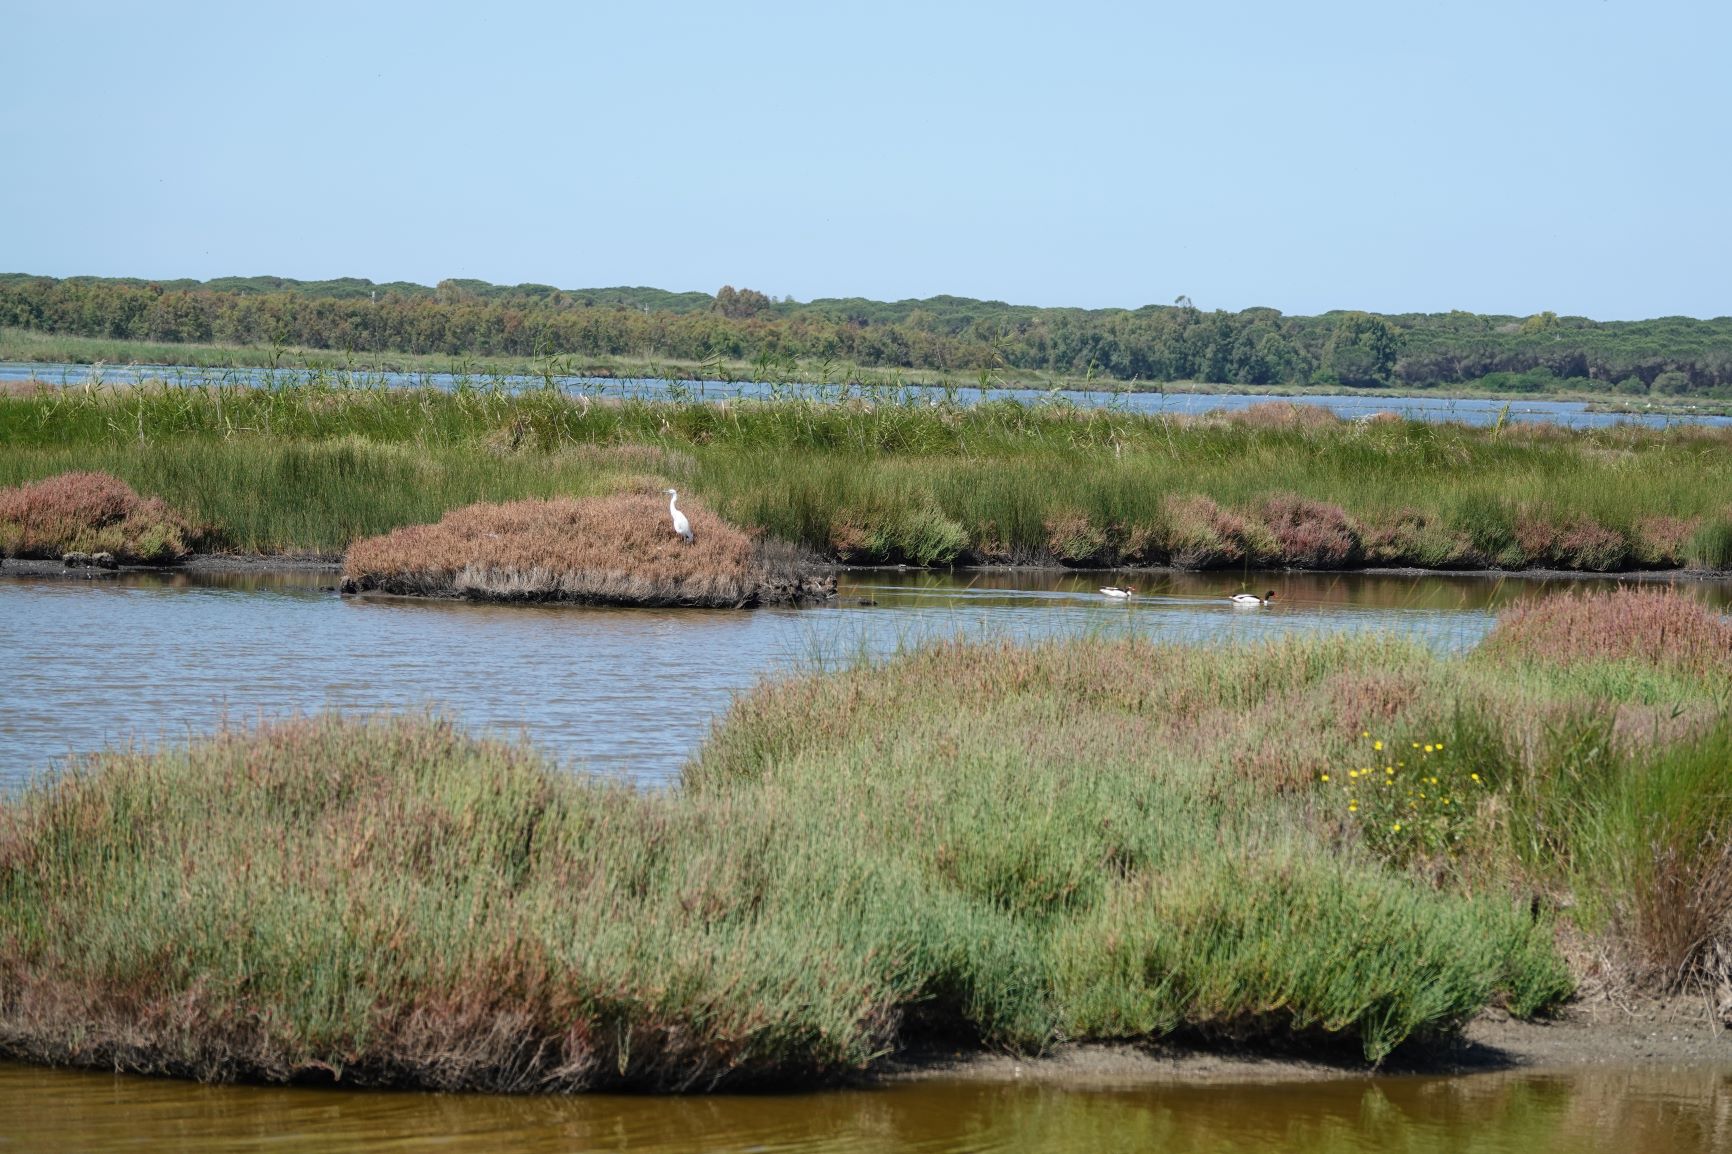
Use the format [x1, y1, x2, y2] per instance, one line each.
[0, 554, 341, 578]
[892, 1000, 1732, 1088]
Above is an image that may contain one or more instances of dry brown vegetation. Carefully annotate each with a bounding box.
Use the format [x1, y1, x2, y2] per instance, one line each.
[1225, 400, 1345, 431]
[1478, 587, 1732, 679]
[341, 492, 832, 607]
[0, 471, 193, 564]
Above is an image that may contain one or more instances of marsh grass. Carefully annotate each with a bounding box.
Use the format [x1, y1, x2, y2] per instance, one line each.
[7, 589, 1731, 1090]
[342, 492, 828, 606]
[1, 382, 1729, 566]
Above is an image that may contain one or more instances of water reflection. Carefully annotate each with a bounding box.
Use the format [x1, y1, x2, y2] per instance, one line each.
[1, 1061, 1728, 1153]
[3, 567, 1727, 789]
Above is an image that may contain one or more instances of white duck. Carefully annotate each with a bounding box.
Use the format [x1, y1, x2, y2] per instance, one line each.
[1099, 586, 1136, 599]
[663, 488, 693, 543]
[1230, 590, 1276, 606]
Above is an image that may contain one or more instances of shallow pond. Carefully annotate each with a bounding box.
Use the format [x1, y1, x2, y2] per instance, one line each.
[4, 566, 1728, 788]
[3, 1060, 1730, 1153]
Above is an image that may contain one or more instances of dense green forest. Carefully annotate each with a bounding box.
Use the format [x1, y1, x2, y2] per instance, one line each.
[3, 273, 1729, 395]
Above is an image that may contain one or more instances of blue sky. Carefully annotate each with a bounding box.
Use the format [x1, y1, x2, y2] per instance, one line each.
[5, 1, 1727, 319]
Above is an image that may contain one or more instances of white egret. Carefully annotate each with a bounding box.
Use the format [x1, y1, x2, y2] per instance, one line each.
[1099, 586, 1136, 599]
[664, 488, 693, 543]
[1231, 590, 1276, 606]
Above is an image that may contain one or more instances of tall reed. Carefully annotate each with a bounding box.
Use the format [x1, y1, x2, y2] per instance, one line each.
[2, 383, 1728, 567]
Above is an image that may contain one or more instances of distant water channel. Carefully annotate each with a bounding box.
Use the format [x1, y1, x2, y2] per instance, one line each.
[3, 1060, 1729, 1153]
[4, 359, 1730, 429]
[5, 567, 1729, 789]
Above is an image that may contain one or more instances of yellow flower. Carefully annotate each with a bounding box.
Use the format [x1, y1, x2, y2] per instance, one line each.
[1385, 766, 1394, 774]
[1373, 740, 1383, 751]
[1320, 774, 1330, 782]
[1361, 731, 1370, 738]
[1392, 822, 1402, 832]
[1437, 743, 1445, 751]
[1424, 744, 1435, 753]
[1470, 772, 1480, 782]
[1429, 776, 1438, 785]
[1412, 742, 1421, 749]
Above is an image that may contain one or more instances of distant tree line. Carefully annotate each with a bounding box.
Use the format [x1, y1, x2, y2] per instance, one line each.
[2, 273, 1728, 394]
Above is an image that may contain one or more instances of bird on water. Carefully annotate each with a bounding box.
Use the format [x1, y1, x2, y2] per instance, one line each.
[1231, 590, 1276, 606]
[1099, 586, 1136, 599]
[664, 488, 693, 543]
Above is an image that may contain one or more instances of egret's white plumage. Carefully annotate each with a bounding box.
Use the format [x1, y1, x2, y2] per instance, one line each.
[664, 488, 693, 543]
[1231, 590, 1276, 606]
[1099, 586, 1135, 599]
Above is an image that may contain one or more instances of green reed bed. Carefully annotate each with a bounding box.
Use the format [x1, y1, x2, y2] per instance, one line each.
[1, 382, 1729, 566]
[5, 589, 1728, 1091]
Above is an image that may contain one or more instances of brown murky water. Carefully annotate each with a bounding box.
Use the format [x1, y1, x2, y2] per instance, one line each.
[3, 1061, 1730, 1152]
[3, 566, 1728, 788]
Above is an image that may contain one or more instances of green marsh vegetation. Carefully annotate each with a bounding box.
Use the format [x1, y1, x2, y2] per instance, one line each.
[2, 588, 1727, 1090]
[2, 381, 1730, 570]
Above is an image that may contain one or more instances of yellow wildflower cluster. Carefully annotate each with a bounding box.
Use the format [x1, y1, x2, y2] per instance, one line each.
[1318, 731, 1489, 863]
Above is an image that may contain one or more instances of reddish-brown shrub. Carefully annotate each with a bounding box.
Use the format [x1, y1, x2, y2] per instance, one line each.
[343, 492, 829, 607]
[1163, 495, 1269, 569]
[1043, 508, 1107, 565]
[1258, 493, 1362, 568]
[0, 378, 53, 397]
[1361, 509, 1475, 568]
[1511, 512, 1560, 564]
[0, 472, 192, 564]
[1555, 520, 1632, 572]
[1633, 516, 1699, 567]
[1227, 401, 1342, 431]
[1479, 588, 1732, 678]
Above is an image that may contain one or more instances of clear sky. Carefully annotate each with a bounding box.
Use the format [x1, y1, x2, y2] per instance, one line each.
[5, 0, 1727, 319]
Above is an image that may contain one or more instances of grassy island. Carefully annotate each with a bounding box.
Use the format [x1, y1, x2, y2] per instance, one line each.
[1, 382, 1730, 573]
[1, 589, 1727, 1091]
[341, 493, 833, 607]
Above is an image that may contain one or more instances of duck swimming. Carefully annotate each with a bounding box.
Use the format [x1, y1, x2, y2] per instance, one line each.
[1099, 586, 1136, 599]
[1230, 590, 1276, 606]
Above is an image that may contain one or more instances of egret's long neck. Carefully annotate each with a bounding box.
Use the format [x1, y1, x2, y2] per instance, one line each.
[668, 493, 679, 516]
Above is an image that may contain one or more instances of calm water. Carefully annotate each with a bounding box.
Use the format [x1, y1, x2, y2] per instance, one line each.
[3, 1060, 1730, 1153]
[5, 360, 1728, 429]
[7, 567, 1728, 789]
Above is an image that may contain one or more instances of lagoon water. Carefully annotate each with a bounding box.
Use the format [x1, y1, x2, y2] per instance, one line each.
[4, 359, 1729, 429]
[6, 567, 1732, 1149]
[3, 1059, 1730, 1153]
[6, 567, 1729, 790]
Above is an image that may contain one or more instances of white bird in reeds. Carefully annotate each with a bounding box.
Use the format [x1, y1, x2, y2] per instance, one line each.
[663, 488, 693, 543]
[1099, 586, 1136, 599]
[1231, 590, 1276, 606]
